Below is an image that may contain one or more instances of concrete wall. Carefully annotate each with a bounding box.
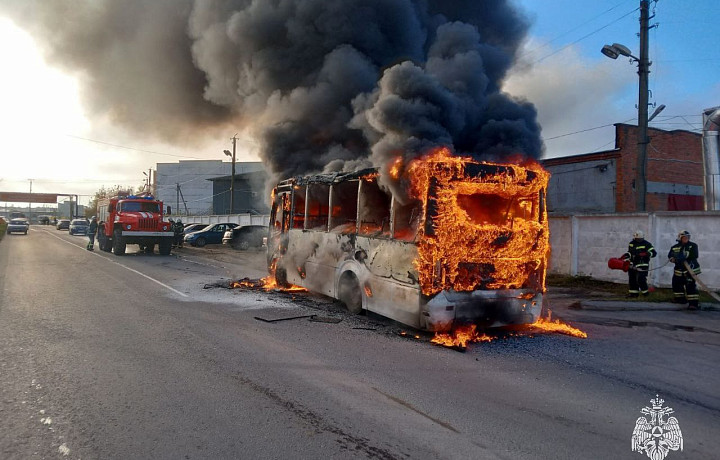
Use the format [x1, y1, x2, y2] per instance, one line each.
[549, 212, 720, 289]
[156, 161, 265, 216]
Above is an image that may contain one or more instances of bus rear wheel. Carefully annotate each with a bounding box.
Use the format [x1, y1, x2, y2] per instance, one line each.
[338, 272, 362, 314]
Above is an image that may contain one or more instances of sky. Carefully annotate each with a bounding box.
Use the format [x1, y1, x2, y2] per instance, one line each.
[0, 0, 717, 207]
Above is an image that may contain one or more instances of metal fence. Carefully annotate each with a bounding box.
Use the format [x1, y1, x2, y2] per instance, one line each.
[180, 213, 270, 227]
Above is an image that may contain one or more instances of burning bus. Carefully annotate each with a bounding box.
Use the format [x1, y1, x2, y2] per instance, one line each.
[267, 148, 550, 332]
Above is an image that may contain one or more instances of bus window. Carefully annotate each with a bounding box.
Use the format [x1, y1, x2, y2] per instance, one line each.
[456, 193, 537, 227]
[393, 199, 422, 241]
[292, 185, 306, 229]
[306, 184, 330, 231]
[358, 178, 391, 237]
[330, 180, 358, 234]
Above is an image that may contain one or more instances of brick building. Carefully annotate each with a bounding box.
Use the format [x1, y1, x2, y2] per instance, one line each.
[542, 123, 703, 213]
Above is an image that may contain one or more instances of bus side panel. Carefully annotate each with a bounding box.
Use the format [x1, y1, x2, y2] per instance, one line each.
[354, 237, 423, 329]
[282, 229, 349, 297]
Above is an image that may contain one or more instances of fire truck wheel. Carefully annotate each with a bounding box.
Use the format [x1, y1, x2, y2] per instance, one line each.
[159, 239, 172, 255]
[195, 237, 207, 248]
[112, 229, 126, 255]
[144, 244, 155, 254]
[338, 272, 362, 314]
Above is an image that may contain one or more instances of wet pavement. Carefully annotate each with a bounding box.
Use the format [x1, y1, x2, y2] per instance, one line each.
[548, 287, 720, 335]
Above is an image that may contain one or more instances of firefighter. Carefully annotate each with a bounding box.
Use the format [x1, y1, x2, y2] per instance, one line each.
[172, 218, 184, 248]
[86, 216, 98, 251]
[621, 230, 657, 297]
[668, 230, 701, 310]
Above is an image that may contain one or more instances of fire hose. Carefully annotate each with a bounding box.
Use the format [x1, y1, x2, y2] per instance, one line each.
[683, 261, 720, 303]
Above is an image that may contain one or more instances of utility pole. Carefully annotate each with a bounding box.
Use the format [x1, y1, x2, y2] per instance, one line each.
[223, 135, 238, 215]
[28, 178, 33, 219]
[230, 136, 236, 215]
[636, 0, 651, 212]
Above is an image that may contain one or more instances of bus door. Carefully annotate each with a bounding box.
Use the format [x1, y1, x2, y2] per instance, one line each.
[267, 188, 292, 269]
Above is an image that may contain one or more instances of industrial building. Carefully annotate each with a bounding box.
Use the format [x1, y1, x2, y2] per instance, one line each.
[542, 123, 703, 213]
[154, 160, 266, 216]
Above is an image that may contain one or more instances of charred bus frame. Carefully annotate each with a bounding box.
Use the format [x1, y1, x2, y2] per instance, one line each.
[267, 158, 549, 332]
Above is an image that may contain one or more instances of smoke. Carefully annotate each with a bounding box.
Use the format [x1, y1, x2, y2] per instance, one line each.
[1, 0, 542, 187]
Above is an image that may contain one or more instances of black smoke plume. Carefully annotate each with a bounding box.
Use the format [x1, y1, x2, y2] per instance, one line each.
[1, 0, 543, 190]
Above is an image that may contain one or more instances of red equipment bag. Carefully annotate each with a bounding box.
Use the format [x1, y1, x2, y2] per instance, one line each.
[608, 257, 630, 272]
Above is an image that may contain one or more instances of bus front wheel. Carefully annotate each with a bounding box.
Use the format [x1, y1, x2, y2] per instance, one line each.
[338, 272, 362, 314]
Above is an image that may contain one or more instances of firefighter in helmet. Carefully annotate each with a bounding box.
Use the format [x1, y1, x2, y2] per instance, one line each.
[621, 230, 657, 297]
[86, 216, 98, 251]
[668, 230, 701, 309]
[173, 218, 184, 248]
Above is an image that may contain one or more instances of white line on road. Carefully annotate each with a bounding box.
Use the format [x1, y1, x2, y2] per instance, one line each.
[41, 229, 189, 298]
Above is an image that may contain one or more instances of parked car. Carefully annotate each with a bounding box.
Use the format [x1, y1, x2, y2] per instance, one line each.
[222, 225, 267, 250]
[56, 219, 71, 230]
[37, 215, 51, 225]
[184, 223, 237, 247]
[7, 218, 30, 235]
[69, 218, 89, 235]
[182, 223, 207, 235]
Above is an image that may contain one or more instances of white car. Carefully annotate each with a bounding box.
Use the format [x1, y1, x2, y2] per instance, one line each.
[6, 218, 30, 235]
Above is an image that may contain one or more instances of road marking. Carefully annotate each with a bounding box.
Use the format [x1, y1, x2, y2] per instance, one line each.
[41, 229, 189, 297]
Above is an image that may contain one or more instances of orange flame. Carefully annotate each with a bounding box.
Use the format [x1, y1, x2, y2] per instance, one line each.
[407, 147, 550, 297]
[530, 311, 587, 338]
[230, 260, 307, 293]
[364, 284, 373, 297]
[389, 157, 403, 180]
[430, 324, 493, 348]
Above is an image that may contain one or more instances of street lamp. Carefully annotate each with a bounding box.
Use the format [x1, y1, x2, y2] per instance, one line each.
[601, 1, 653, 211]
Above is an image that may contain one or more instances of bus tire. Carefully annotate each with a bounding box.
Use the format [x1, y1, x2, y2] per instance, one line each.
[112, 229, 126, 255]
[338, 271, 362, 314]
[275, 265, 290, 288]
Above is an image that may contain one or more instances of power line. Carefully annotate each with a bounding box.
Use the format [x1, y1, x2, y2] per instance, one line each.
[543, 118, 636, 141]
[65, 134, 206, 159]
[521, 1, 632, 59]
[532, 7, 640, 65]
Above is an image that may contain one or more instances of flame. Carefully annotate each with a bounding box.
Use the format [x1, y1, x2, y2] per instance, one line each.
[406, 147, 550, 296]
[364, 284, 373, 297]
[530, 311, 587, 338]
[230, 260, 307, 293]
[389, 157, 403, 180]
[430, 314, 587, 350]
[430, 324, 493, 348]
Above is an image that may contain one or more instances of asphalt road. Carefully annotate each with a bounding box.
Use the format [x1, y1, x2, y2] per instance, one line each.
[1, 227, 718, 459]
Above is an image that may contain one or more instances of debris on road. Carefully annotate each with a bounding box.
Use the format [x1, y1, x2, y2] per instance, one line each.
[254, 314, 314, 323]
[308, 315, 342, 324]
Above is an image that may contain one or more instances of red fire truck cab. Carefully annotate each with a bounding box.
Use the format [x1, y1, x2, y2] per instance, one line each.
[96, 195, 174, 255]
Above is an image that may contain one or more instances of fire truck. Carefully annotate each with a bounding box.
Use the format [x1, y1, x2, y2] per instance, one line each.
[96, 195, 174, 255]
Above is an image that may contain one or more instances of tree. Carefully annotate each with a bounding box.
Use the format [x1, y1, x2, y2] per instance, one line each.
[85, 185, 136, 217]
